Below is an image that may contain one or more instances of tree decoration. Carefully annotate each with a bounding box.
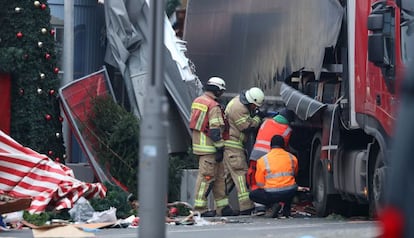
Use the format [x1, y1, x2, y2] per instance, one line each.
[55, 133, 60, 138]
[45, 114, 52, 121]
[1, 0, 66, 164]
[48, 150, 53, 156]
[50, 29, 55, 36]
[53, 67, 59, 74]
[58, 116, 64, 122]
[49, 89, 55, 96]
[55, 157, 60, 162]
[45, 53, 51, 60]
[41, 3, 47, 10]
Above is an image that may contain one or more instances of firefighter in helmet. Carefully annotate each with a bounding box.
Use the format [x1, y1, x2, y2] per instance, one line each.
[223, 87, 265, 215]
[190, 77, 235, 217]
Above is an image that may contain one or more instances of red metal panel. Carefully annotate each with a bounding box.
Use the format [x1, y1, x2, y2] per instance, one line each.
[59, 69, 122, 188]
[0, 73, 11, 135]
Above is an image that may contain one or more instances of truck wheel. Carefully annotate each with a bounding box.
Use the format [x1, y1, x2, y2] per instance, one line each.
[312, 142, 329, 217]
[370, 151, 386, 217]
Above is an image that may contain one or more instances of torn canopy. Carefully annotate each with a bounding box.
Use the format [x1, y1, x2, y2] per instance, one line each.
[103, 0, 202, 153]
[0, 131, 106, 214]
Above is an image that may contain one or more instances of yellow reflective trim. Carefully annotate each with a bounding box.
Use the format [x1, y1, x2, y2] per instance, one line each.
[224, 140, 244, 149]
[195, 111, 207, 130]
[209, 117, 223, 124]
[235, 115, 249, 125]
[192, 103, 208, 111]
[238, 192, 250, 201]
[200, 131, 207, 145]
[216, 198, 229, 207]
[194, 200, 207, 207]
[193, 144, 216, 153]
[197, 181, 207, 200]
[213, 141, 224, 148]
[253, 116, 261, 123]
[237, 175, 246, 194]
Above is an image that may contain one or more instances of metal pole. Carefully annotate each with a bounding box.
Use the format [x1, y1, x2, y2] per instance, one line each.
[62, 0, 74, 161]
[138, 0, 168, 237]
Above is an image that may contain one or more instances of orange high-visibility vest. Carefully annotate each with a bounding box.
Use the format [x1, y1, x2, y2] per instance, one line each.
[249, 118, 292, 161]
[255, 148, 298, 191]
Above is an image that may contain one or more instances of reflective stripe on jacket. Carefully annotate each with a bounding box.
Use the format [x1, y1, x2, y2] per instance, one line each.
[255, 148, 298, 192]
[249, 118, 292, 161]
[224, 95, 261, 150]
[190, 94, 219, 132]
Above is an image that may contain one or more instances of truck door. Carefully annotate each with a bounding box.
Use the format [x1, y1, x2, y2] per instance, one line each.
[367, 1, 400, 136]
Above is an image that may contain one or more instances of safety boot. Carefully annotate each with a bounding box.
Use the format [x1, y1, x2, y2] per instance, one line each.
[200, 210, 216, 217]
[220, 205, 238, 216]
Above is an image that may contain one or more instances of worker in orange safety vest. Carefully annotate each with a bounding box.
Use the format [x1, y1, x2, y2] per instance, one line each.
[247, 108, 294, 215]
[249, 135, 298, 218]
[190, 77, 236, 217]
[247, 107, 294, 190]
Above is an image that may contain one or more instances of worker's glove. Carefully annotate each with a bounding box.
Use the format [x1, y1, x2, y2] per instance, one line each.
[215, 147, 224, 162]
[253, 108, 267, 118]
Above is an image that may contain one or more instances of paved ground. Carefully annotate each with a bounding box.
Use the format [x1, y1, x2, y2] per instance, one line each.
[1, 215, 381, 238]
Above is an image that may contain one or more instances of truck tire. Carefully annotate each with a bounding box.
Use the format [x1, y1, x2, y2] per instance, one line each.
[312, 141, 330, 217]
[369, 151, 386, 217]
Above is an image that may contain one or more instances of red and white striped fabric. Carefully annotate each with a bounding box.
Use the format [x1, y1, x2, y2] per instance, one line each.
[0, 130, 106, 214]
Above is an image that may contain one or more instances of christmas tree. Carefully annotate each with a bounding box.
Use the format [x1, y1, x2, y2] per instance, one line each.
[0, 1, 65, 162]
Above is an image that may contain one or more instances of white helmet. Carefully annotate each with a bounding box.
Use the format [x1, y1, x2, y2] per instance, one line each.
[245, 87, 264, 107]
[206, 77, 226, 90]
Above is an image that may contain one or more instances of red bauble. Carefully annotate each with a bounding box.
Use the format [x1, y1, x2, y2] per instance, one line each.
[19, 88, 25, 96]
[55, 157, 60, 162]
[169, 207, 178, 217]
[16, 32, 23, 39]
[49, 89, 55, 95]
[41, 3, 47, 10]
[58, 116, 64, 122]
[45, 114, 52, 121]
[45, 53, 51, 60]
[53, 67, 59, 74]
[50, 29, 55, 36]
[48, 150, 53, 156]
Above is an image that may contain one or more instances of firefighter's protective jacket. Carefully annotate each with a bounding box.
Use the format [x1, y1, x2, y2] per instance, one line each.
[190, 92, 225, 155]
[224, 95, 261, 150]
[255, 148, 298, 192]
[249, 118, 292, 161]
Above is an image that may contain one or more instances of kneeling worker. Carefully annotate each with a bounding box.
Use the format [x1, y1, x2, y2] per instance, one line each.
[249, 135, 298, 218]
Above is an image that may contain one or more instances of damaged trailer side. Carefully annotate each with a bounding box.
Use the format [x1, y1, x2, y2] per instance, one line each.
[184, 0, 343, 100]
